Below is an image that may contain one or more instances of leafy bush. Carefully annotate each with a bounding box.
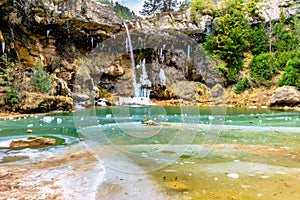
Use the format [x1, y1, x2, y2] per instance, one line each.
[249, 23, 268, 55]
[278, 63, 300, 89]
[250, 53, 277, 86]
[235, 77, 249, 94]
[30, 62, 53, 93]
[275, 51, 295, 70]
[5, 84, 20, 111]
[272, 21, 300, 52]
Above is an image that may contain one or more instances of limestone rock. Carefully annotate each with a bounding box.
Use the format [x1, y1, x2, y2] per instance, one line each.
[73, 93, 90, 102]
[104, 64, 125, 77]
[9, 137, 56, 149]
[270, 86, 300, 107]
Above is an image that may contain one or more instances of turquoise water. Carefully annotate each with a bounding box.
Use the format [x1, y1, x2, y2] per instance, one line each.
[1, 106, 300, 199]
[0, 106, 299, 145]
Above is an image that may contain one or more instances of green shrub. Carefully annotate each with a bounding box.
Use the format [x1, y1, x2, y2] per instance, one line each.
[278, 65, 300, 89]
[275, 51, 295, 70]
[235, 77, 249, 94]
[249, 24, 268, 55]
[272, 22, 300, 52]
[250, 53, 277, 86]
[5, 84, 20, 111]
[30, 62, 53, 93]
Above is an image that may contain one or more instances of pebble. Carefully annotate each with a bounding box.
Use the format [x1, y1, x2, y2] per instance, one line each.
[260, 175, 270, 179]
[227, 173, 239, 179]
[285, 182, 293, 187]
[26, 129, 33, 133]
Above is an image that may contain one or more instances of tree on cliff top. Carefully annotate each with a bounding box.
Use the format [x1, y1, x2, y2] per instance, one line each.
[140, 0, 180, 16]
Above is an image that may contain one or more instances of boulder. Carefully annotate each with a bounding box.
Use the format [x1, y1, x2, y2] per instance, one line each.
[9, 137, 56, 149]
[270, 86, 300, 107]
[73, 93, 90, 102]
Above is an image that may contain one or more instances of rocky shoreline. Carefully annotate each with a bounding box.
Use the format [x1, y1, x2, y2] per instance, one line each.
[0, 85, 299, 120]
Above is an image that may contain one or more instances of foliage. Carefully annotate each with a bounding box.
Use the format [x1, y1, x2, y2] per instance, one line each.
[190, 0, 219, 20]
[235, 77, 249, 94]
[204, 0, 250, 83]
[113, 2, 136, 20]
[30, 62, 53, 93]
[5, 84, 20, 111]
[278, 55, 300, 89]
[94, 0, 136, 20]
[275, 51, 296, 70]
[250, 53, 277, 86]
[248, 23, 268, 55]
[272, 18, 300, 52]
[140, 0, 180, 16]
[0, 54, 15, 85]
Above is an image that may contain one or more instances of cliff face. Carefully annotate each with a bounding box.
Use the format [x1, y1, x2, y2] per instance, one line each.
[0, 0, 299, 112]
[0, 0, 122, 112]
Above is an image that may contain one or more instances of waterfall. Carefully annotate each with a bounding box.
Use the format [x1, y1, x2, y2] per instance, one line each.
[124, 22, 138, 97]
[125, 38, 129, 53]
[159, 68, 167, 86]
[1, 42, 5, 53]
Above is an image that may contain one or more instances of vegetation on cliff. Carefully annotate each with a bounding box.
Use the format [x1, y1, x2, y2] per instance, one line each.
[0, 0, 299, 113]
[191, 0, 300, 92]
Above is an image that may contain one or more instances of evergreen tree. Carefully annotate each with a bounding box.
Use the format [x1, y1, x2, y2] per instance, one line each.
[140, 0, 180, 16]
[204, 0, 250, 83]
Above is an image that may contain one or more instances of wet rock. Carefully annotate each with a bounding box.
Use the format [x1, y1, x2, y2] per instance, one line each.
[9, 137, 56, 149]
[270, 86, 300, 107]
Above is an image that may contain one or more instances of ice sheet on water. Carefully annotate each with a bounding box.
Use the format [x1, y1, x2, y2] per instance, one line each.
[42, 116, 54, 123]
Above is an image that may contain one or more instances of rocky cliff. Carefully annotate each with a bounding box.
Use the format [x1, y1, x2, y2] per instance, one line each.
[0, 0, 122, 112]
[0, 0, 299, 112]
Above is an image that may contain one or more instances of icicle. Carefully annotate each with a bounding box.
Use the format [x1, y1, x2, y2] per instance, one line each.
[159, 68, 167, 86]
[187, 45, 191, 59]
[46, 30, 51, 37]
[1, 42, 5, 54]
[39, 54, 44, 62]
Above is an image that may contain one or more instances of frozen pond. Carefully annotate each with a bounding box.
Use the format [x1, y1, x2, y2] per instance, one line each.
[0, 106, 299, 199]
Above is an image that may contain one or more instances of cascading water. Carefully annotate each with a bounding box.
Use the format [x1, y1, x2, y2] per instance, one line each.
[124, 22, 138, 97]
[125, 38, 129, 53]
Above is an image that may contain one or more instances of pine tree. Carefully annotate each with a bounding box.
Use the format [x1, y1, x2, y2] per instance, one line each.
[140, 0, 179, 16]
